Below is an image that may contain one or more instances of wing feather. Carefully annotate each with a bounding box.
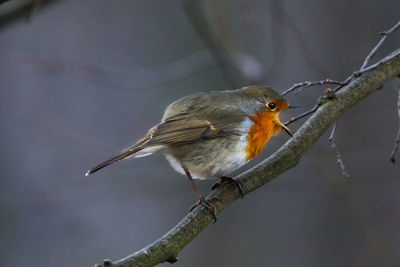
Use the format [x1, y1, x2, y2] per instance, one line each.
[143, 106, 247, 147]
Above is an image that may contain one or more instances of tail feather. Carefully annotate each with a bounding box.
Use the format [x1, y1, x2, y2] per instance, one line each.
[85, 146, 142, 176]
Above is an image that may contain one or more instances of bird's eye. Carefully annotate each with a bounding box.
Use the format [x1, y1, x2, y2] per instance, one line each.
[267, 102, 276, 110]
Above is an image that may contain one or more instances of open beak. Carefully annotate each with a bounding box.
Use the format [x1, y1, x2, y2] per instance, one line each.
[279, 103, 299, 137]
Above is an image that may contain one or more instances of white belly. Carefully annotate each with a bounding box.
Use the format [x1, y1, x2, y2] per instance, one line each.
[165, 131, 250, 180]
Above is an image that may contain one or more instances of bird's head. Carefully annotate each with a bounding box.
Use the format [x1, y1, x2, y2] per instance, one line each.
[237, 85, 297, 137]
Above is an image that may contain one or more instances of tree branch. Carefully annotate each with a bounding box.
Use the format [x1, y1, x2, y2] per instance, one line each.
[95, 48, 400, 267]
[0, 0, 60, 30]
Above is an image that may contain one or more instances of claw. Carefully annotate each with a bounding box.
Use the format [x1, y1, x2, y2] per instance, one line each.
[189, 196, 217, 223]
[212, 176, 245, 198]
[211, 182, 221, 191]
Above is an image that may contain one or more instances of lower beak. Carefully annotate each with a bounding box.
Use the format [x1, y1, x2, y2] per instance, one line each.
[275, 114, 293, 137]
[281, 123, 293, 137]
[276, 118, 293, 137]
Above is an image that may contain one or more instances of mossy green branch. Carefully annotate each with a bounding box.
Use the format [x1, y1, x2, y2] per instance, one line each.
[95, 48, 400, 267]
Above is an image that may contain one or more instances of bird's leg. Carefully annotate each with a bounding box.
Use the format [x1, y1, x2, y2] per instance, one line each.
[211, 176, 244, 198]
[181, 164, 217, 222]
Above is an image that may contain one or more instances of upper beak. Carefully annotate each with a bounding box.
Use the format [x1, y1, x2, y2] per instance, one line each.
[288, 104, 301, 109]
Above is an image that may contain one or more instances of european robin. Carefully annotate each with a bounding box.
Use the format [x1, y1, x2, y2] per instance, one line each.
[86, 85, 295, 221]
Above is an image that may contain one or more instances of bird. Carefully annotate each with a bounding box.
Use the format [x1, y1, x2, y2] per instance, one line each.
[86, 85, 296, 221]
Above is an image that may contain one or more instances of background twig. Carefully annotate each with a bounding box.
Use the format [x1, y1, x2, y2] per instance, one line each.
[360, 20, 400, 70]
[281, 79, 347, 96]
[328, 122, 351, 178]
[182, 0, 262, 86]
[284, 104, 319, 126]
[389, 84, 400, 163]
[0, 0, 59, 29]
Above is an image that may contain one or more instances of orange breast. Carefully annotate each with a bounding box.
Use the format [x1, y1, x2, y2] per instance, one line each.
[244, 110, 283, 160]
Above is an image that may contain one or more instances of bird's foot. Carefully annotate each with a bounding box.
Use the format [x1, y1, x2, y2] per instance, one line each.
[211, 176, 244, 198]
[189, 195, 217, 223]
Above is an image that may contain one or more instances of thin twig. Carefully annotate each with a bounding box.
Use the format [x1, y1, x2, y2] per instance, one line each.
[358, 48, 400, 74]
[328, 122, 351, 178]
[390, 127, 400, 163]
[282, 79, 347, 96]
[389, 85, 400, 163]
[333, 75, 355, 92]
[284, 104, 319, 126]
[360, 20, 400, 71]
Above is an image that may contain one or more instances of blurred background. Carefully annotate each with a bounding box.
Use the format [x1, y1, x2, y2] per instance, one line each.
[1, 1, 399, 266]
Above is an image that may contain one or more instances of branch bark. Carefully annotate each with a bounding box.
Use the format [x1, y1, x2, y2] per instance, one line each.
[95, 48, 400, 267]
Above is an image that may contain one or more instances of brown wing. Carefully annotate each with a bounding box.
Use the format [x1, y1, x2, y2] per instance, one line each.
[86, 106, 247, 175]
[143, 106, 247, 147]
